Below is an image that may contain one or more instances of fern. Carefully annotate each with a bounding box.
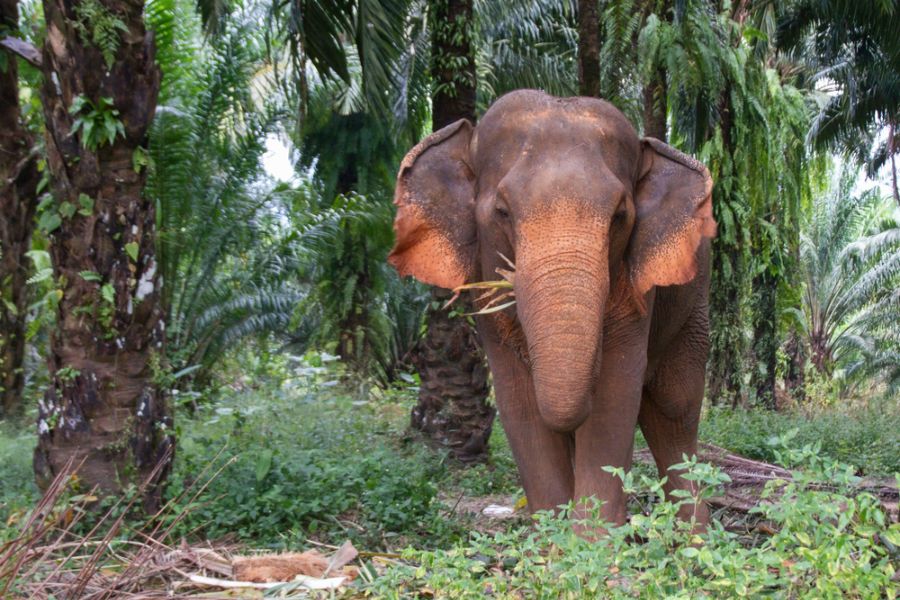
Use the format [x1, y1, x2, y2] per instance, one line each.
[71, 0, 128, 69]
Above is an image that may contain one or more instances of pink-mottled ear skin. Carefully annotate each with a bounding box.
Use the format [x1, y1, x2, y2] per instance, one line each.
[628, 138, 716, 310]
[388, 119, 478, 290]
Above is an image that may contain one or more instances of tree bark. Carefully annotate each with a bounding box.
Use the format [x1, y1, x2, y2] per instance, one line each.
[412, 0, 494, 463]
[577, 0, 601, 97]
[642, 68, 667, 140]
[32, 0, 172, 511]
[0, 0, 39, 418]
[411, 289, 493, 462]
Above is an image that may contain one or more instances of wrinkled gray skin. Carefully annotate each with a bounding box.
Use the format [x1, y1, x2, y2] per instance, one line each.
[389, 90, 716, 527]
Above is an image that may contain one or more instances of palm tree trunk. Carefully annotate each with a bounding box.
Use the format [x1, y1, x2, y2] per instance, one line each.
[639, 0, 668, 140]
[411, 289, 493, 462]
[32, 0, 172, 511]
[783, 330, 805, 403]
[0, 0, 39, 418]
[642, 67, 667, 140]
[889, 121, 899, 207]
[411, 0, 493, 463]
[577, 0, 601, 97]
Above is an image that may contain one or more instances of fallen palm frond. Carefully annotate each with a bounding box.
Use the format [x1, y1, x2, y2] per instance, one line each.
[445, 252, 517, 316]
[0, 444, 366, 599]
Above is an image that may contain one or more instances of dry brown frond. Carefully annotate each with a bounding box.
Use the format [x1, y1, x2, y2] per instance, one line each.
[444, 252, 517, 316]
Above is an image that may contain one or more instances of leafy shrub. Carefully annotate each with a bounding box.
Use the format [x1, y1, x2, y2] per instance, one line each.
[164, 357, 467, 549]
[371, 436, 900, 598]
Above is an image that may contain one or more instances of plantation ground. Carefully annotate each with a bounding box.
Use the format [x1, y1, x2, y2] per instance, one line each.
[1, 354, 898, 597]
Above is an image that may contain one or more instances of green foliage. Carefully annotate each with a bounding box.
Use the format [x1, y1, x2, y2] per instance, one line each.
[430, 0, 476, 100]
[639, 2, 820, 405]
[598, 0, 643, 121]
[71, 0, 127, 68]
[370, 436, 899, 598]
[0, 424, 39, 537]
[778, 0, 900, 172]
[22, 249, 60, 343]
[288, 192, 428, 385]
[69, 95, 125, 150]
[164, 354, 466, 548]
[475, 0, 578, 105]
[701, 405, 900, 476]
[265, 0, 422, 126]
[795, 168, 900, 393]
[146, 5, 300, 377]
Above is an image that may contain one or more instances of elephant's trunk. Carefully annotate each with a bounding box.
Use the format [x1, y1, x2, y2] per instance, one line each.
[516, 213, 609, 433]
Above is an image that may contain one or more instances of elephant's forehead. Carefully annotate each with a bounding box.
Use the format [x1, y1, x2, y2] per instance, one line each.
[473, 94, 640, 186]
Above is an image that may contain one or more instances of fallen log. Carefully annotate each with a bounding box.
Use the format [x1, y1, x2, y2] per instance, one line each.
[633, 443, 899, 520]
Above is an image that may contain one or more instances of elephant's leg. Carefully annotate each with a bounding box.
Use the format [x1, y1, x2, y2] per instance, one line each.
[572, 320, 650, 527]
[481, 337, 574, 512]
[639, 312, 710, 527]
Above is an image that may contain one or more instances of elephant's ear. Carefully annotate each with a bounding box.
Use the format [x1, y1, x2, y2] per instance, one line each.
[628, 138, 716, 307]
[388, 119, 478, 290]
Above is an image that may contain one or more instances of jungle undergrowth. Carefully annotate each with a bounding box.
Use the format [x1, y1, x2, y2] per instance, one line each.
[1, 347, 898, 558]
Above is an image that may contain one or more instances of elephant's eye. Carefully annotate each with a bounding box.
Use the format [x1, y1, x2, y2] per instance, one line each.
[495, 204, 510, 219]
[612, 196, 629, 223]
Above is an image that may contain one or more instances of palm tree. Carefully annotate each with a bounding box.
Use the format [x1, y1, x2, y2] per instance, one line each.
[403, 0, 493, 463]
[32, 0, 171, 510]
[147, 2, 302, 378]
[0, 0, 39, 416]
[286, 191, 427, 386]
[778, 0, 900, 205]
[794, 169, 900, 395]
[475, 0, 578, 104]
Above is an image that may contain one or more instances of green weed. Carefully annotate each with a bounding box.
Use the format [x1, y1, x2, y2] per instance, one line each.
[370, 436, 899, 599]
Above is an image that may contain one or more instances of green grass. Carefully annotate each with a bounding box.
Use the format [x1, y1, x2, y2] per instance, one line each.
[700, 404, 900, 476]
[0, 421, 40, 535]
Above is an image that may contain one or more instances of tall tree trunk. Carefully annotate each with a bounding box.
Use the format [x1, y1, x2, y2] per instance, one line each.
[0, 0, 39, 418]
[411, 0, 494, 463]
[638, 0, 668, 139]
[889, 121, 899, 207]
[706, 86, 746, 408]
[32, 0, 172, 511]
[783, 329, 805, 403]
[577, 0, 601, 97]
[642, 67, 667, 140]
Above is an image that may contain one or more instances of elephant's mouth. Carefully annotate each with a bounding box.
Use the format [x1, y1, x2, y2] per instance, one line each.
[446, 254, 531, 364]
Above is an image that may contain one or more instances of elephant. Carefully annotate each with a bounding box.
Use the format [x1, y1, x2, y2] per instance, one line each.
[388, 89, 716, 528]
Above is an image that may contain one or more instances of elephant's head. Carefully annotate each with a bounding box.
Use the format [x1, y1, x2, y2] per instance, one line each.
[389, 90, 714, 432]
